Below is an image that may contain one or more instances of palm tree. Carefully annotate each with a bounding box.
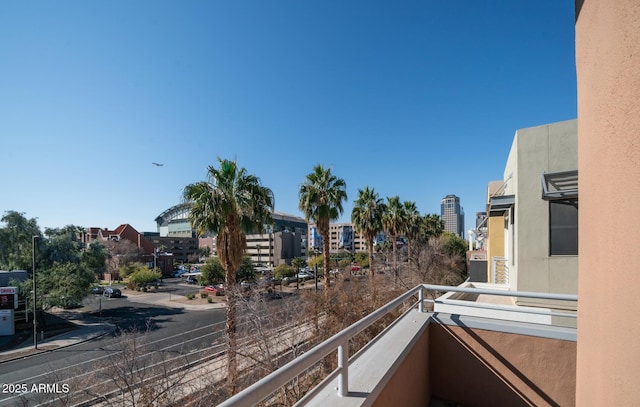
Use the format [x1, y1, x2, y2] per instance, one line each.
[351, 186, 385, 280]
[382, 196, 407, 282]
[402, 200, 420, 264]
[183, 158, 274, 394]
[299, 165, 347, 284]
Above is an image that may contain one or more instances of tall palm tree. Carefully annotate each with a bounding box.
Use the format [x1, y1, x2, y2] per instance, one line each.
[382, 196, 407, 282]
[351, 186, 385, 280]
[183, 158, 274, 394]
[299, 165, 347, 284]
[423, 213, 445, 238]
[403, 200, 420, 264]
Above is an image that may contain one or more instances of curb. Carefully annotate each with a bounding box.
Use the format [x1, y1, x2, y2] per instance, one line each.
[0, 323, 117, 364]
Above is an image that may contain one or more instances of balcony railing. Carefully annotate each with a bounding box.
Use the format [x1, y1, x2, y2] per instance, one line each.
[218, 284, 578, 407]
[492, 256, 509, 284]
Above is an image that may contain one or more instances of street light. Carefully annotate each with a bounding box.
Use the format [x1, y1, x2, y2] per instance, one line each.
[32, 235, 38, 350]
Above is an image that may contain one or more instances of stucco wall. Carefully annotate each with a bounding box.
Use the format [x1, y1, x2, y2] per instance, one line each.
[486, 216, 505, 282]
[429, 323, 576, 407]
[575, 0, 640, 404]
[372, 327, 431, 407]
[508, 120, 578, 301]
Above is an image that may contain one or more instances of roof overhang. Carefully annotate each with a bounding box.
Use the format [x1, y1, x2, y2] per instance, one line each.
[489, 195, 515, 215]
[541, 170, 578, 201]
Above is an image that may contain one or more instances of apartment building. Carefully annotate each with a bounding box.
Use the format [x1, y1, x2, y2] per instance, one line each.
[486, 119, 578, 310]
[308, 223, 367, 255]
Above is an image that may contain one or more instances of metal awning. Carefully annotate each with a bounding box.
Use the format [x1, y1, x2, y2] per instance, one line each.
[541, 170, 578, 200]
[489, 195, 515, 215]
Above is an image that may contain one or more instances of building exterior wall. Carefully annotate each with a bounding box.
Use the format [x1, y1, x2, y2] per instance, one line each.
[486, 180, 506, 283]
[575, 1, 640, 404]
[486, 216, 505, 282]
[146, 235, 199, 264]
[507, 120, 578, 305]
[308, 223, 367, 255]
[429, 323, 576, 407]
[371, 326, 431, 407]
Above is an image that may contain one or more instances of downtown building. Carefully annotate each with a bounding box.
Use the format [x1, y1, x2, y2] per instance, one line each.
[440, 194, 465, 237]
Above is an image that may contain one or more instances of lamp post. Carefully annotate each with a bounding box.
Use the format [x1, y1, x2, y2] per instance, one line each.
[32, 235, 38, 350]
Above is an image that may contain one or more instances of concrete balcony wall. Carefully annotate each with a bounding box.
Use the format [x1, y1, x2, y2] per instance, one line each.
[428, 323, 576, 407]
[371, 327, 431, 407]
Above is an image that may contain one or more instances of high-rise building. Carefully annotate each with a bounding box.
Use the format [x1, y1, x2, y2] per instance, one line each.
[440, 194, 464, 237]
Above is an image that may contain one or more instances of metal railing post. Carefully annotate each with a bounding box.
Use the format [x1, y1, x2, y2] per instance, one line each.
[418, 286, 424, 313]
[338, 340, 349, 396]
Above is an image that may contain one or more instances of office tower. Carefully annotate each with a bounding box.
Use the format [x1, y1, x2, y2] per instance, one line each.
[440, 194, 465, 237]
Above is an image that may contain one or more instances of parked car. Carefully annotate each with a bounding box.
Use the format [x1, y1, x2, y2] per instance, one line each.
[172, 269, 187, 278]
[104, 287, 122, 298]
[297, 271, 314, 281]
[205, 284, 225, 296]
[260, 277, 282, 288]
[90, 286, 104, 295]
[184, 276, 198, 284]
[240, 281, 257, 291]
[282, 275, 296, 285]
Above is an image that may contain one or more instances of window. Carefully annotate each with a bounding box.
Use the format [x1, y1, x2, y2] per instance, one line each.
[549, 199, 578, 255]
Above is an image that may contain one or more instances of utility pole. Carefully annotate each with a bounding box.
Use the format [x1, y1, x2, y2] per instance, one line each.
[32, 235, 38, 350]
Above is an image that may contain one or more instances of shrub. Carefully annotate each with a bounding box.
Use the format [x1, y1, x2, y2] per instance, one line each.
[274, 264, 295, 279]
[201, 292, 209, 299]
[128, 268, 162, 289]
[207, 297, 213, 303]
[186, 293, 195, 300]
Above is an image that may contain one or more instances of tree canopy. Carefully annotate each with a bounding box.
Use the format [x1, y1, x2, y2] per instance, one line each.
[298, 165, 347, 281]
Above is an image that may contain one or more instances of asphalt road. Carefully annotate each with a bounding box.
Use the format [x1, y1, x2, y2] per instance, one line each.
[0, 279, 227, 406]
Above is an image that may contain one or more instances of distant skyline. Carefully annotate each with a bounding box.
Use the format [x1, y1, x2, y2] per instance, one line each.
[0, 1, 577, 234]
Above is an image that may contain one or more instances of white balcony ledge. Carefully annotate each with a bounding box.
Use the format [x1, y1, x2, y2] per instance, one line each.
[300, 309, 431, 407]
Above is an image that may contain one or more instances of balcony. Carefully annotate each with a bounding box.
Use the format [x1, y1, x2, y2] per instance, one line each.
[219, 284, 577, 407]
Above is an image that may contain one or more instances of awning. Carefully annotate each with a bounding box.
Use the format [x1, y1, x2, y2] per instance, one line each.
[489, 195, 515, 215]
[541, 170, 578, 200]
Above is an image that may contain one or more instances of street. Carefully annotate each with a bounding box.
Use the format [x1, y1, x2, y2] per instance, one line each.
[0, 279, 227, 406]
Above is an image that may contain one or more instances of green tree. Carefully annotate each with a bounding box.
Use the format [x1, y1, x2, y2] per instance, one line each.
[237, 255, 256, 282]
[351, 186, 385, 279]
[41, 225, 85, 266]
[291, 257, 305, 271]
[128, 267, 162, 289]
[298, 165, 347, 284]
[37, 262, 95, 309]
[82, 241, 107, 280]
[198, 245, 211, 259]
[200, 257, 225, 285]
[274, 264, 295, 279]
[382, 196, 407, 282]
[354, 251, 369, 268]
[0, 211, 42, 271]
[183, 158, 274, 394]
[307, 254, 324, 270]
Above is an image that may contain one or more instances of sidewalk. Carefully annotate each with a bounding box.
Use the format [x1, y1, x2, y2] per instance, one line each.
[0, 319, 116, 363]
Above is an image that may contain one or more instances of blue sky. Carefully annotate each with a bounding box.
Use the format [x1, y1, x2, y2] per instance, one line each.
[0, 1, 577, 234]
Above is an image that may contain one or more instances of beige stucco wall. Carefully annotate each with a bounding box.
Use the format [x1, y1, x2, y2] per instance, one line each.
[429, 323, 576, 407]
[371, 327, 431, 407]
[576, 0, 640, 405]
[486, 215, 505, 282]
[504, 120, 578, 304]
